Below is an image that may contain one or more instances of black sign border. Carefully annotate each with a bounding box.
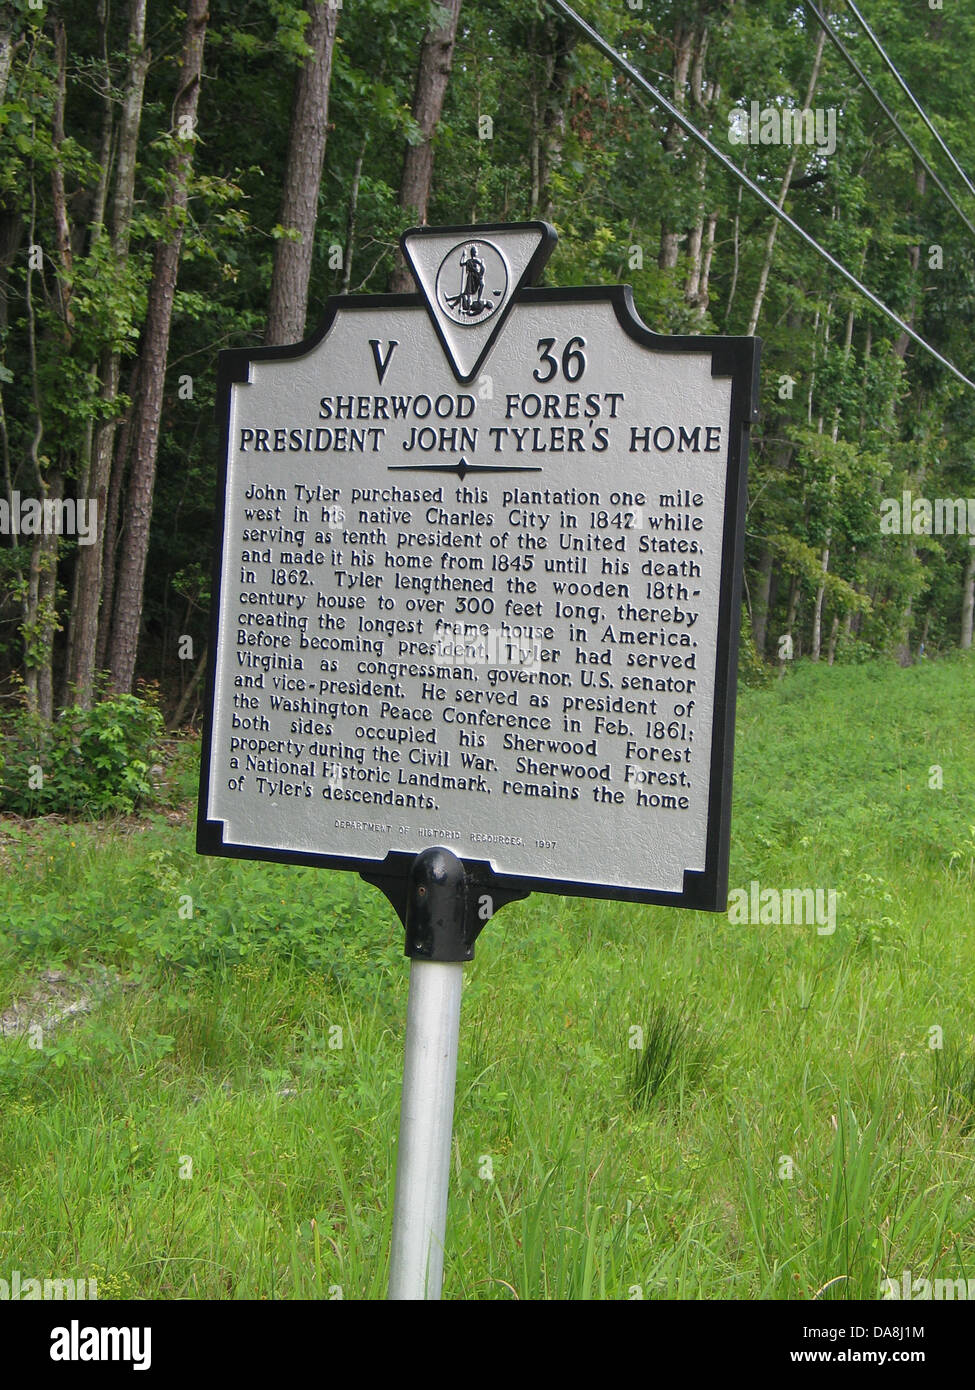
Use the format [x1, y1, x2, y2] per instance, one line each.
[197, 284, 760, 914]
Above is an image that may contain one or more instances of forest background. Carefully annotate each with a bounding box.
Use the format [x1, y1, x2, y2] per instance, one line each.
[1, 0, 974, 739]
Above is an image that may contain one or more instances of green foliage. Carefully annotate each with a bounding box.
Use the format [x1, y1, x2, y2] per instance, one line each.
[0, 694, 164, 817]
[738, 606, 773, 688]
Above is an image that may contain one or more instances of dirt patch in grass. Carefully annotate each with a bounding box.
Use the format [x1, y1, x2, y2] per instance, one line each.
[0, 967, 123, 1038]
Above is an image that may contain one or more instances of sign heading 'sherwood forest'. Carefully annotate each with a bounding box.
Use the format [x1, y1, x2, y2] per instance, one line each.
[198, 223, 760, 912]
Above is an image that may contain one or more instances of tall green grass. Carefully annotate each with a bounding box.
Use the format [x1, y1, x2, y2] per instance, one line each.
[0, 655, 973, 1298]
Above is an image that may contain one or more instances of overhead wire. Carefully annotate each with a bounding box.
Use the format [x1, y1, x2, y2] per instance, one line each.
[543, 0, 975, 394]
[803, 0, 975, 241]
[843, 0, 975, 203]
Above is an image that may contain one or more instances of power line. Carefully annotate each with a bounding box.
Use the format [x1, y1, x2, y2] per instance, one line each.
[543, 0, 975, 394]
[843, 0, 975, 203]
[803, 0, 975, 241]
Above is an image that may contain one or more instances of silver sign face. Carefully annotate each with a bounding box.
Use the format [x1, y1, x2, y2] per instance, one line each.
[199, 225, 757, 909]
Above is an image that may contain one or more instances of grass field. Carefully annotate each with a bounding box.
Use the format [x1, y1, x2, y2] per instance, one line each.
[1, 656, 973, 1300]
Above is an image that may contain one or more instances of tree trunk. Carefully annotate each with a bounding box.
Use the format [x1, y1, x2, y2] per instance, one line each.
[22, 168, 51, 716]
[534, 22, 574, 224]
[658, 19, 693, 272]
[694, 210, 718, 320]
[97, 359, 138, 671]
[529, 86, 541, 214]
[50, 22, 74, 336]
[895, 546, 915, 666]
[388, 0, 463, 293]
[826, 612, 840, 665]
[895, 450, 924, 666]
[66, 0, 148, 708]
[752, 545, 774, 655]
[684, 151, 707, 308]
[893, 164, 926, 360]
[726, 181, 743, 326]
[747, 28, 826, 336]
[107, 0, 207, 695]
[0, 22, 24, 107]
[167, 643, 207, 731]
[779, 575, 800, 678]
[36, 471, 63, 721]
[812, 302, 854, 665]
[265, 0, 340, 344]
[961, 549, 975, 650]
[339, 138, 366, 295]
[811, 546, 828, 661]
[683, 33, 718, 315]
[87, 0, 114, 251]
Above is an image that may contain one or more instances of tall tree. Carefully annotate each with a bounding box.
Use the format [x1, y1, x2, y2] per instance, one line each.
[106, 0, 208, 694]
[388, 0, 463, 292]
[961, 550, 975, 650]
[746, 26, 826, 336]
[525, 12, 575, 222]
[66, 0, 148, 708]
[265, 0, 340, 346]
[14, 18, 63, 720]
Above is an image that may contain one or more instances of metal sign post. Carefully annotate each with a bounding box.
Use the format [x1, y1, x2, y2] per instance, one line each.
[197, 219, 760, 1299]
[365, 851, 527, 1300]
[388, 954, 463, 1299]
[388, 848, 467, 1299]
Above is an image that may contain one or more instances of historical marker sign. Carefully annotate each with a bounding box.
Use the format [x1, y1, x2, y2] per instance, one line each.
[198, 222, 760, 911]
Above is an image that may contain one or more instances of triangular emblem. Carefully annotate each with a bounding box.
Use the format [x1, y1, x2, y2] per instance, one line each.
[401, 221, 556, 383]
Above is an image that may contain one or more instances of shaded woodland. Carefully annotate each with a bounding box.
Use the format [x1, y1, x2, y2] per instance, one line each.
[2, 0, 973, 725]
